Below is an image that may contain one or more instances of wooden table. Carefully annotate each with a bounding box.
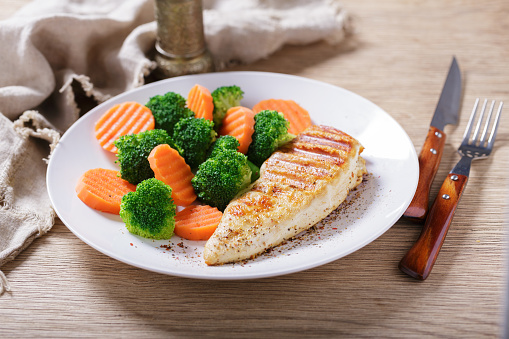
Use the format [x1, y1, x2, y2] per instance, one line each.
[2, 1, 508, 337]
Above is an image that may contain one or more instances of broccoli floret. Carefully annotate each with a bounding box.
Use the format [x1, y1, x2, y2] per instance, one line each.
[246, 159, 260, 182]
[145, 92, 194, 135]
[207, 135, 240, 158]
[246, 110, 296, 167]
[192, 149, 252, 211]
[207, 135, 260, 183]
[120, 178, 176, 240]
[211, 85, 244, 128]
[114, 129, 175, 185]
[172, 117, 216, 169]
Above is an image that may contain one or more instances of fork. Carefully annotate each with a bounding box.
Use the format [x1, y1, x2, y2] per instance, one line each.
[399, 98, 504, 280]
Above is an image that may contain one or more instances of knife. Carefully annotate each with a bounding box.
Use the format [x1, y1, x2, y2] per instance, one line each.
[399, 99, 503, 280]
[403, 57, 462, 222]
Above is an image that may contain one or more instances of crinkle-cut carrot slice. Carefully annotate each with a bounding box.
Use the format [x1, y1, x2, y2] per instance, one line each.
[148, 144, 197, 206]
[218, 106, 255, 154]
[252, 99, 312, 135]
[174, 205, 222, 241]
[186, 84, 214, 121]
[95, 101, 154, 153]
[76, 168, 136, 214]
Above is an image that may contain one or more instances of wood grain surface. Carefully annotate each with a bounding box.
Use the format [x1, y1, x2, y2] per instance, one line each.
[1, 0, 508, 338]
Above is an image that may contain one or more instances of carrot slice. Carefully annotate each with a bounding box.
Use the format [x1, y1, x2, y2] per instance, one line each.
[76, 168, 136, 214]
[174, 205, 222, 240]
[218, 106, 255, 154]
[252, 99, 312, 135]
[95, 101, 155, 153]
[148, 144, 197, 206]
[186, 84, 214, 121]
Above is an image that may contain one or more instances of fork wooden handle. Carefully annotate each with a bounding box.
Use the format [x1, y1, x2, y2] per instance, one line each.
[399, 173, 468, 280]
[403, 126, 447, 222]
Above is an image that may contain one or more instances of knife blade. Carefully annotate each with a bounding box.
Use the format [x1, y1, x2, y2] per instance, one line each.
[403, 57, 462, 222]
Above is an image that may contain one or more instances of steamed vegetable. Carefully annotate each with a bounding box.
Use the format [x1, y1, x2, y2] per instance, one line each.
[120, 178, 177, 240]
[246, 110, 295, 167]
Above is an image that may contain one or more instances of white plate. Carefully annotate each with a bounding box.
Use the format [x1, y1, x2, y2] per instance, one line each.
[47, 71, 418, 280]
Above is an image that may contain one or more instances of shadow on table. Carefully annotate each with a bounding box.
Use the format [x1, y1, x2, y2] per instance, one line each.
[79, 225, 464, 337]
[222, 35, 362, 76]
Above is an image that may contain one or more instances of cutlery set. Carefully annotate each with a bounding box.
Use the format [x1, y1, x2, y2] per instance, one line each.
[399, 57, 504, 280]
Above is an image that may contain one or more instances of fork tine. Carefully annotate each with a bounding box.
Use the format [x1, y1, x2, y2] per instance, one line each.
[487, 101, 503, 149]
[479, 100, 496, 146]
[471, 99, 488, 144]
[462, 98, 480, 144]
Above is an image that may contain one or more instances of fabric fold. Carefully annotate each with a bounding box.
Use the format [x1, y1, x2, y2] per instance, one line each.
[0, 0, 352, 294]
[0, 111, 59, 294]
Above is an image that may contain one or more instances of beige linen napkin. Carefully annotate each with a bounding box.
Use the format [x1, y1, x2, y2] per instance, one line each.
[0, 0, 351, 294]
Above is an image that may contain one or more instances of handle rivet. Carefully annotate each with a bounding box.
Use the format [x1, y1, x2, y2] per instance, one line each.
[435, 131, 442, 138]
[450, 175, 458, 181]
[430, 148, 437, 154]
[442, 194, 450, 200]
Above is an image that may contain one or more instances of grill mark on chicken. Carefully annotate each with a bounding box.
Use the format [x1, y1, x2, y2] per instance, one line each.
[305, 125, 355, 143]
[203, 124, 367, 265]
[228, 191, 279, 217]
[250, 181, 288, 197]
[281, 131, 353, 166]
[263, 161, 326, 189]
[294, 134, 352, 152]
[284, 146, 347, 167]
[266, 152, 333, 176]
[261, 148, 339, 189]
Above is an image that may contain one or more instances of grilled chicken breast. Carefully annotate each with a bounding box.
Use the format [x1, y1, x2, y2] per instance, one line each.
[203, 125, 367, 265]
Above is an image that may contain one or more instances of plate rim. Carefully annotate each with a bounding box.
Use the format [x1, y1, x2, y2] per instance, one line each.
[47, 71, 418, 280]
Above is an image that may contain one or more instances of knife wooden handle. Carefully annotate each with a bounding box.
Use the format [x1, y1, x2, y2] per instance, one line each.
[399, 173, 468, 280]
[403, 126, 447, 222]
